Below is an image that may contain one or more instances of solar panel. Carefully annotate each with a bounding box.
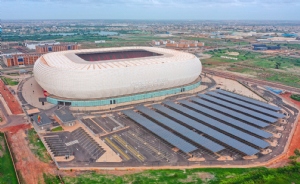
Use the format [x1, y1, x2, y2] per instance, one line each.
[122, 110, 197, 153]
[207, 92, 285, 118]
[191, 97, 269, 128]
[178, 100, 270, 148]
[198, 94, 277, 123]
[216, 89, 281, 111]
[157, 102, 260, 155]
[183, 99, 272, 139]
[136, 105, 224, 153]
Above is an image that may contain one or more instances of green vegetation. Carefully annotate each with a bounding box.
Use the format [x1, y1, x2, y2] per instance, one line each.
[43, 173, 61, 184]
[203, 49, 300, 88]
[205, 49, 262, 62]
[0, 132, 18, 184]
[2, 34, 62, 42]
[51, 126, 63, 132]
[265, 73, 300, 88]
[42, 163, 300, 184]
[283, 43, 300, 50]
[27, 128, 51, 163]
[291, 94, 300, 101]
[0, 77, 19, 86]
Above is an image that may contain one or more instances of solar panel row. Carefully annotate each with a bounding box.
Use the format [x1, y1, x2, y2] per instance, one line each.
[159, 102, 260, 155]
[136, 105, 225, 153]
[191, 97, 269, 128]
[216, 89, 281, 111]
[178, 100, 270, 148]
[122, 110, 198, 153]
[184, 98, 272, 139]
[207, 92, 285, 118]
[198, 94, 278, 123]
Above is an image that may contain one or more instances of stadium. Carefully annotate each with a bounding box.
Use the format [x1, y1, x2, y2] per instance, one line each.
[33, 47, 202, 107]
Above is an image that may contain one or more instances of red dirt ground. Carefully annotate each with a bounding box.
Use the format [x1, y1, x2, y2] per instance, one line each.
[280, 92, 300, 108]
[267, 92, 300, 167]
[3, 124, 57, 184]
[0, 80, 23, 114]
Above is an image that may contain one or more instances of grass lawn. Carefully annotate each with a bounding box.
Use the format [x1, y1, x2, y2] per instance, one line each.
[0, 132, 18, 184]
[51, 126, 63, 132]
[43, 163, 300, 184]
[283, 43, 300, 50]
[43, 173, 61, 184]
[0, 77, 19, 86]
[266, 73, 300, 88]
[27, 129, 51, 163]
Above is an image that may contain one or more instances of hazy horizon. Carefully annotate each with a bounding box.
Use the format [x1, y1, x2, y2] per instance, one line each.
[1, 0, 300, 20]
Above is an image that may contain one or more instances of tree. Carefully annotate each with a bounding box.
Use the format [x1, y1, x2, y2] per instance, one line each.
[289, 149, 300, 164]
[275, 62, 281, 69]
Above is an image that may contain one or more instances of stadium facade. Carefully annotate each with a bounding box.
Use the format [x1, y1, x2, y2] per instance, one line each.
[33, 47, 202, 107]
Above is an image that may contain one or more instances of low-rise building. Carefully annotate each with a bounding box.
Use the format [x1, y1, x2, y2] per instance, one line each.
[3, 53, 42, 67]
[95, 40, 106, 44]
[36, 43, 78, 53]
[32, 113, 52, 130]
[152, 40, 160, 46]
[54, 107, 77, 127]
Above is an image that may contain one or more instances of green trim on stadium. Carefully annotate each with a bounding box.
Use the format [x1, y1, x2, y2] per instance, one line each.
[47, 81, 201, 107]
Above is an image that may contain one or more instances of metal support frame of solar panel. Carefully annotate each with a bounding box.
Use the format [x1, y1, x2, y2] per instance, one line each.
[178, 100, 270, 149]
[156, 102, 259, 156]
[136, 105, 224, 153]
[207, 92, 285, 119]
[216, 89, 281, 111]
[122, 110, 197, 153]
[185, 98, 272, 139]
[191, 97, 269, 128]
[198, 94, 277, 123]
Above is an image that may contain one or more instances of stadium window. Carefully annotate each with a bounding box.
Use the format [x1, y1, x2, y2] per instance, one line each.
[17, 57, 24, 62]
[48, 46, 53, 52]
[68, 45, 71, 50]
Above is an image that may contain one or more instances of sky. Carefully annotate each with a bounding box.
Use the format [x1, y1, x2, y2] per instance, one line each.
[1, 0, 300, 20]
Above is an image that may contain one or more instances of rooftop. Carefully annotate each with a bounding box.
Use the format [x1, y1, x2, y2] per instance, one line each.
[32, 113, 52, 126]
[39, 47, 196, 70]
[54, 107, 76, 123]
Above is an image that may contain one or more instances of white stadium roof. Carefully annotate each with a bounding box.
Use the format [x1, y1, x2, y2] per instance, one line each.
[34, 47, 202, 99]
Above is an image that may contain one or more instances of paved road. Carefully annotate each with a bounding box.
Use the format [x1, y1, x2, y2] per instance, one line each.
[0, 99, 26, 129]
[203, 68, 300, 94]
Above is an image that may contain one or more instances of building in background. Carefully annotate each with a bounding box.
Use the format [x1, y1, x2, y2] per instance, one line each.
[36, 43, 78, 53]
[3, 53, 42, 67]
[25, 40, 59, 50]
[252, 44, 281, 51]
[95, 40, 106, 44]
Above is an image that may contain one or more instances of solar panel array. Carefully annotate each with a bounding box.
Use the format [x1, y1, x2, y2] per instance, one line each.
[136, 105, 224, 153]
[122, 110, 198, 153]
[160, 102, 260, 155]
[190, 97, 269, 128]
[198, 94, 277, 123]
[216, 89, 281, 111]
[207, 92, 285, 118]
[177, 100, 270, 148]
[183, 98, 272, 139]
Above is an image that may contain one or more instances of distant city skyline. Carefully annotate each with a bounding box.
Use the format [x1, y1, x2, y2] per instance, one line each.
[1, 0, 300, 20]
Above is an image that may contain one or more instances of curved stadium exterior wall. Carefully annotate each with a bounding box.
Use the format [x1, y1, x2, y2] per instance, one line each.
[33, 47, 202, 106]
